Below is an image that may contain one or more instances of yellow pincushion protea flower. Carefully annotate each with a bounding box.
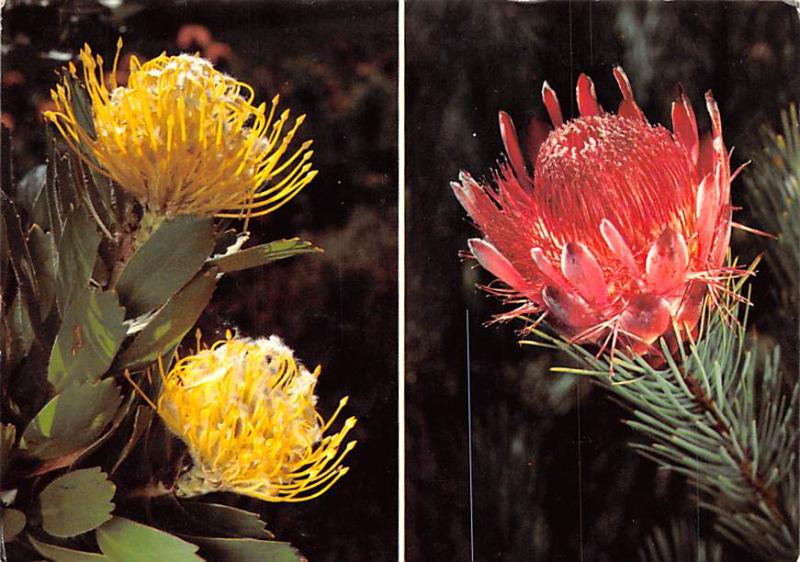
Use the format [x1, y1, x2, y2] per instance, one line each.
[44, 40, 316, 219]
[156, 333, 356, 502]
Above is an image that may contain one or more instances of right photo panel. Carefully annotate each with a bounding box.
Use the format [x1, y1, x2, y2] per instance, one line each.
[406, 2, 799, 561]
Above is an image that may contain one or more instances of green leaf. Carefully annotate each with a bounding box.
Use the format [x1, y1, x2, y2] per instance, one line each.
[48, 289, 126, 393]
[208, 238, 321, 273]
[179, 502, 272, 539]
[20, 379, 122, 460]
[96, 517, 203, 562]
[6, 289, 35, 373]
[29, 535, 108, 562]
[28, 225, 58, 319]
[1, 194, 40, 319]
[15, 165, 46, 217]
[1, 423, 16, 477]
[190, 537, 301, 562]
[29, 393, 134, 478]
[110, 406, 154, 475]
[1, 508, 26, 541]
[30, 179, 53, 232]
[56, 205, 100, 315]
[67, 153, 115, 239]
[46, 135, 79, 243]
[43, 141, 61, 237]
[39, 467, 115, 537]
[116, 216, 214, 317]
[65, 73, 96, 140]
[119, 268, 218, 370]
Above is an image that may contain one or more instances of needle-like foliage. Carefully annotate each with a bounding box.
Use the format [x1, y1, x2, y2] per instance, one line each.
[524, 270, 799, 561]
[745, 104, 800, 305]
[638, 519, 723, 562]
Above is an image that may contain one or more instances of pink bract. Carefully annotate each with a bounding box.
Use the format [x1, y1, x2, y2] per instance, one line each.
[452, 68, 740, 356]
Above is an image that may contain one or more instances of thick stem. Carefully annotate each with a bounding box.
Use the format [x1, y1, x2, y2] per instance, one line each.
[107, 210, 164, 289]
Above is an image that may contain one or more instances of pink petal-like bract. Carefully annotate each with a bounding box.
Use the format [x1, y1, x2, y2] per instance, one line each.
[452, 68, 741, 357]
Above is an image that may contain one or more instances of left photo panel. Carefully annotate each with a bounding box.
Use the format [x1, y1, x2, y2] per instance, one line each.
[0, 2, 398, 561]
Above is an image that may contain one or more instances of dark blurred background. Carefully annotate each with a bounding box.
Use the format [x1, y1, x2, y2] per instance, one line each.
[2, 1, 397, 560]
[406, 1, 798, 561]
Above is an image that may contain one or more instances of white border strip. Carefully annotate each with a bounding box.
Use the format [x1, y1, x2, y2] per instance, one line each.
[397, 0, 406, 559]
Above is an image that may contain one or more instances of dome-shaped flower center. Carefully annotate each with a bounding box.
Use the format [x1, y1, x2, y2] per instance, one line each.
[91, 54, 268, 213]
[534, 114, 696, 254]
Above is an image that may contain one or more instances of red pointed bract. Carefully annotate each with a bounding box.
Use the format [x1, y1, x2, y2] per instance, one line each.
[600, 219, 640, 278]
[531, 247, 568, 291]
[561, 242, 609, 305]
[468, 238, 526, 292]
[697, 133, 716, 179]
[645, 227, 689, 293]
[542, 81, 564, 127]
[499, 111, 531, 188]
[542, 286, 598, 331]
[620, 294, 672, 348]
[612, 66, 635, 99]
[671, 86, 700, 164]
[576, 73, 602, 117]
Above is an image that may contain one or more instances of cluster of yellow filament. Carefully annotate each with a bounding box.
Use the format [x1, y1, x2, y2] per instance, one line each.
[44, 40, 315, 219]
[155, 331, 356, 503]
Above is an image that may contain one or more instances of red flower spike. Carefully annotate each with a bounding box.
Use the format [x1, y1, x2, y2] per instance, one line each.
[450, 179, 480, 225]
[613, 66, 646, 123]
[541, 81, 564, 127]
[576, 73, 602, 117]
[453, 68, 746, 361]
[710, 215, 732, 268]
[612, 66, 635, 99]
[671, 86, 699, 164]
[697, 133, 716, 179]
[705, 91, 723, 140]
[498, 111, 532, 188]
[618, 99, 644, 123]
[695, 175, 719, 263]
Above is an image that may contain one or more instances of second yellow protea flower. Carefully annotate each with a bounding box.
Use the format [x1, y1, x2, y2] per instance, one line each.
[45, 40, 316, 219]
[156, 333, 356, 502]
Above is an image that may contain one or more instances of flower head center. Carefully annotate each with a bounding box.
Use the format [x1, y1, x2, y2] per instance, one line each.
[534, 114, 696, 252]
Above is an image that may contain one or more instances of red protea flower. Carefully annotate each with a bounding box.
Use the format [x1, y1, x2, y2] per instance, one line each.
[452, 68, 744, 356]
